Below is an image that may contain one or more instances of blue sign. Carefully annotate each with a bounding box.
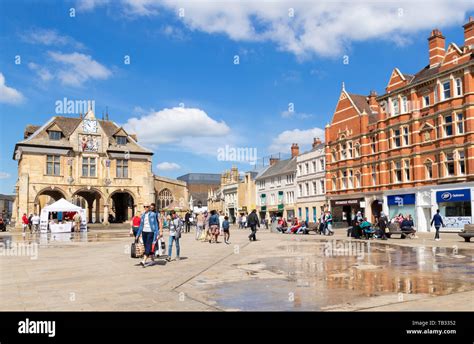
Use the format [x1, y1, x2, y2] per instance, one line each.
[387, 194, 416, 206]
[436, 189, 471, 203]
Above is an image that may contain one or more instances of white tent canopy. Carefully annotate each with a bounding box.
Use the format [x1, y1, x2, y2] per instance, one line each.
[40, 198, 87, 233]
[43, 198, 82, 213]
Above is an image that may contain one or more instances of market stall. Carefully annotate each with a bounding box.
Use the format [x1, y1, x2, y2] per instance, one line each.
[40, 198, 87, 233]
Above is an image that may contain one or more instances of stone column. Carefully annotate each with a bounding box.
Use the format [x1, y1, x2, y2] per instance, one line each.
[95, 195, 101, 223]
[103, 204, 109, 226]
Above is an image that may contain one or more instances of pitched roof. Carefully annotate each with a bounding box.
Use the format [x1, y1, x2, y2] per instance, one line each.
[256, 157, 297, 179]
[18, 116, 152, 154]
[347, 93, 372, 115]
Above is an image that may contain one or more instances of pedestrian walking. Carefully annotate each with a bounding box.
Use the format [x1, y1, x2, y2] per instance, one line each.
[129, 211, 141, 237]
[247, 209, 260, 241]
[21, 213, 29, 234]
[325, 211, 334, 235]
[195, 212, 204, 240]
[167, 211, 182, 261]
[31, 213, 40, 233]
[218, 211, 225, 236]
[135, 204, 160, 268]
[378, 212, 388, 240]
[223, 215, 231, 244]
[184, 211, 191, 233]
[431, 209, 445, 241]
[73, 212, 82, 232]
[208, 210, 220, 243]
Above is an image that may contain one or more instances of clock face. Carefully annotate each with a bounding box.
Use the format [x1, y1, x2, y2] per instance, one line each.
[83, 120, 98, 133]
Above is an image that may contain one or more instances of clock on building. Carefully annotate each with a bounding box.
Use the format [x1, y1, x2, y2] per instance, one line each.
[83, 119, 98, 133]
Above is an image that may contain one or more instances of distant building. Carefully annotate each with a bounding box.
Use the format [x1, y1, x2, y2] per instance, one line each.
[255, 144, 298, 221]
[296, 138, 327, 224]
[177, 173, 221, 207]
[0, 194, 14, 220]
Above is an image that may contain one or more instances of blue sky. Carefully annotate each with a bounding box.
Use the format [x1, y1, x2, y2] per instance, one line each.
[1, 0, 473, 194]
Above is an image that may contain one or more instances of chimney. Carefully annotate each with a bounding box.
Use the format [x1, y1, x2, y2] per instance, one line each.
[312, 137, 322, 148]
[368, 90, 379, 113]
[291, 143, 299, 157]
[428, 29, 445, 67]
[464, 16, 474, 48]
[269, 157, 280, 166]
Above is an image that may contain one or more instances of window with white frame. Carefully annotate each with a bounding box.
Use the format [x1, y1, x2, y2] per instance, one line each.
[305, 182, 310, 196]
[348, 170, 353, 189]
[354, 143, 360, 157]
[425, 160, 433, 180]
[443, 115, 454, 137]
[456, 113, 464, 134]
[305, 162, 309, 174]
[455, 78, 462, 97]
[286, 174, 294, 184]
[82, 157, 97, 177]
[441, 80, 451, 100]
[312, 161, 316, 173]
[312, 181, 317, 195]
[401, 96, 408, 113]
[403, 159, 410, 181]
[347, 141, 353, 158]
[445, 152, 455, 176]
[331, 149, 337, 162]
[277, 176, 281, 186]
[371, 165, 376, 185]
[332, 176, 337, 191]
[370, 135, 376, 153]
[392, 98, 400, 115]
[458, 150, 466, 175]
[298, 165, 302, 176]
[402, 126, 409, 146]
[393, 128, 401, 148]
[320, 180, 325, 194]
[423, 94, 430, 108]
[434, 84, 439, 102]
[394, 161, 402, 182]
[340, 143, 347, 160]
[298, 184, 303, 197]
[320, 158, 325, 171]
[341, 171, 347, 190]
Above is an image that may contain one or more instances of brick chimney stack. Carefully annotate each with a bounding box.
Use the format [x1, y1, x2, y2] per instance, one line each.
[312, 137, 322, 148]
[464, 16, 474, 48]
[291, 143, 299, 157]
[269, 157, 279, 166]
[428, 29, 445, 68]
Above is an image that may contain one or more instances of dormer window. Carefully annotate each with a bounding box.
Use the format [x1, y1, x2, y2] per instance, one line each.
[49, 131, 62, 140]
[116, 136, 127, 145]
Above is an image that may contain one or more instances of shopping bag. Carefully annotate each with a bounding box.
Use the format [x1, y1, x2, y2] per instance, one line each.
[131, 240, 144, 258]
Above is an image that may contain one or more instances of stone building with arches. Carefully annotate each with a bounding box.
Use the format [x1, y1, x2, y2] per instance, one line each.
[12, 110, 188, 227]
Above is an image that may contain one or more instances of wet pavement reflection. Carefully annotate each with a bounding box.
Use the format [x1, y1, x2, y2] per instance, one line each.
[0, 231, 130, 246]
[210, 240, 474, 311]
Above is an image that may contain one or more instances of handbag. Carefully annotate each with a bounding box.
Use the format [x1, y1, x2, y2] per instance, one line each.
[131, 239, 144, 258]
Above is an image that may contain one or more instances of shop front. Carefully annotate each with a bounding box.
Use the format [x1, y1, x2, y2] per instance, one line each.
[435, 188, 472, 230]
[387, 193, 416, 224]
[330, 198, 364, 227]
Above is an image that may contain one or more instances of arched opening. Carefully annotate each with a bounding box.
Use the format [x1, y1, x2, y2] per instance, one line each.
[72, 189, 103, 224]
[110, 191, 135, 223]
[157, 188, 173, 211]
[371, 200, 383, 223]
[35, 187, 67, 214]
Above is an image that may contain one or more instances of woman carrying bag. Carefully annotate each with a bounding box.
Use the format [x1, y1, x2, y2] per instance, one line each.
[135, 204, 160, 268]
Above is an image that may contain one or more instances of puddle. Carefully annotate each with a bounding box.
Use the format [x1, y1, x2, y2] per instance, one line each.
[0, 231, 130, 245]
[208, 240, 474, 311]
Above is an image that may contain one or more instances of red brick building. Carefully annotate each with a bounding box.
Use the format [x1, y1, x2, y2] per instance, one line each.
[325, 18, 474, 231]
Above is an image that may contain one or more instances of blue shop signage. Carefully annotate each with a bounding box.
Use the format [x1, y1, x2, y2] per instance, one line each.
[387, 194, 416, 206]
[436, 189, 471, 203]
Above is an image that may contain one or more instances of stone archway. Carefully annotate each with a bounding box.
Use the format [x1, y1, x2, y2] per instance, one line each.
[34, 186, 67, 214]
[72, 188, 104, 224]
[107, 190, 136, 223]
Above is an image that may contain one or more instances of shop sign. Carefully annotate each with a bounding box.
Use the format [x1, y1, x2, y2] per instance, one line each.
[442, 216, 471, 228]
[436, 189, 471, 203]
[387, 194, 416, 206]
[333, 199, 360, 206]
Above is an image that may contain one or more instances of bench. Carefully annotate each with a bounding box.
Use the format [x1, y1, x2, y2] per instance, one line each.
[458, 224, 474, 242]
[385, 223, 416, 239]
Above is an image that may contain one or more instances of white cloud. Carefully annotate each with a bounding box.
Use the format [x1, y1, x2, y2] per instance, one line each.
[0, 73, 25, 105]
[81, 0, 474, 58]
[28, 63, 53, 82]
[124, 107, 234, 155]
[280, 110, 313, 119]
[76, 0, 110, 11]
[0, 172, 11, 179]
[47, 52, 112, 87]
[21, 28, 85, 49]
[156, 162, 181, 171]
[269, 127, 325, 153]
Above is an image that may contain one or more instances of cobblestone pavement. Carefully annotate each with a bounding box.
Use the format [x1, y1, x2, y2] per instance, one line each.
[0, 226, 472, 311]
